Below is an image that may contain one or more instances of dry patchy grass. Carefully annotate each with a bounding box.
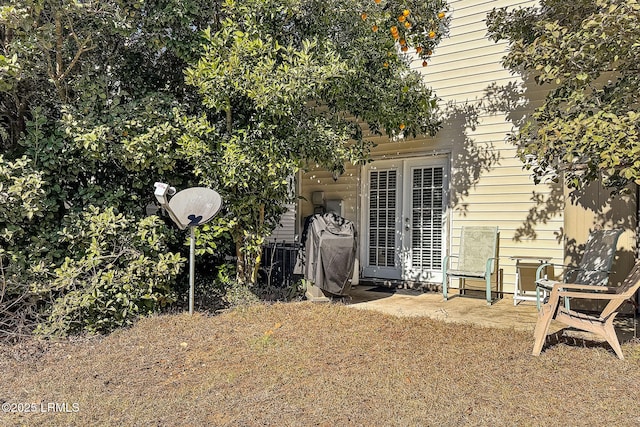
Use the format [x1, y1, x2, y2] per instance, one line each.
[1, 302, 640, 426]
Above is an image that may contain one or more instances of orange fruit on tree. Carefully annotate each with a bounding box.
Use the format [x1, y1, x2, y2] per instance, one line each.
[399, 38, 406, 45]
[390, 25, 398, 33]
[422, 60, 428, 67]
[398, 15, 406, 22]
[401, 45, 408, 52]
[372, 25, 378, 32]
[399, 123, 406, 130]
[403, 9, 410, 16]
[428, 31, 436, 39]
[416, 46, 423, 53]
[404, 21, 411, 28]
[383, 62, 389, 67]
[426, 49, 432, 55]
[374, 0, 381, 3]
[438, 11, 445, 19]
[361, 12, 367, 20]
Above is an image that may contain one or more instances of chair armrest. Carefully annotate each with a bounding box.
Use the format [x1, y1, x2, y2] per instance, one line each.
[556, 290, 619, 300]
[551, 282, 614, 293]
[537, 279, 613, 291]
[486, 257, 498, 275]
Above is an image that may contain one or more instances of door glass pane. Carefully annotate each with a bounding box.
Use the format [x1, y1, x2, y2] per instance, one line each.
[411, 167, 443, 270]
[368, 170, 397, 267]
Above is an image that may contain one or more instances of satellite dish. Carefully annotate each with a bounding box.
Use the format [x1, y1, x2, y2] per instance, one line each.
[152, 183, 223, 315]
[167, 187, 222, 230]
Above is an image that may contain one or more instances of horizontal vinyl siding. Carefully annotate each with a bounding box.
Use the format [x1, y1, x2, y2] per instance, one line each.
[420, 0, 563, 293]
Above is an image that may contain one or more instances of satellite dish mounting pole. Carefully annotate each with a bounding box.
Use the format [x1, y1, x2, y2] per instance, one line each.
[189, 226, 196, 315]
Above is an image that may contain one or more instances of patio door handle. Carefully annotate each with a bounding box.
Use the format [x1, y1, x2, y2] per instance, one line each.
[405, 217, 410, 231]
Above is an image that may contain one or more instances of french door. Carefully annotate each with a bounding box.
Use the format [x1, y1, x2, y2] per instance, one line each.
[362, 157, 448, 282]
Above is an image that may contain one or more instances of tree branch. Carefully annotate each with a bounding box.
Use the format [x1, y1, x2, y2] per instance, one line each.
[47, 11, 96, 102]
[57, 35, 94, 84]
[55, 11, 63, 79]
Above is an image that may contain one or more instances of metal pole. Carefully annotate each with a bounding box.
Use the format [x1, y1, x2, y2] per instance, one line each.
[189, 226, 195, 315]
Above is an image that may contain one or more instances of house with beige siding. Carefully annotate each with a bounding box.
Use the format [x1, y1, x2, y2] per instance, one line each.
[277, 0, 637, 299]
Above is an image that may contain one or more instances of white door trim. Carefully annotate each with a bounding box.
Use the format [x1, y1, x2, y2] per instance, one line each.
[360, 155, 450, 282]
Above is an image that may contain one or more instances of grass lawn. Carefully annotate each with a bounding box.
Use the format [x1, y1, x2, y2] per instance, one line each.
[1, 302, 640, 426]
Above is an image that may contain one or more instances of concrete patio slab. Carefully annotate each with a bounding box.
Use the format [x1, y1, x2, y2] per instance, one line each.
[346, 285, 541, 331]
[342, 285, 638, 344]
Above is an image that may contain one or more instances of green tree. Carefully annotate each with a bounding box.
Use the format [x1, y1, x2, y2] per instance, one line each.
[0, 0, 210, 335]
[0, 0, 450, 334]
[184, 0, 449, 285]
[487, 0, 640, 192]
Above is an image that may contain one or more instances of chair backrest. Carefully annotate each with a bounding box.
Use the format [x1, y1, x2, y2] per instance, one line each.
[601, 260, 640, 318]
[458, 226, 499, 273]
[574, 229, 623, 285]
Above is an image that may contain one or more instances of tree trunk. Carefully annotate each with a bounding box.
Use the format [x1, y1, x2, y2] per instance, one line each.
[233, 204, 266, 285]
[250, 204, 265, 283]
[234, 232, 246, 285]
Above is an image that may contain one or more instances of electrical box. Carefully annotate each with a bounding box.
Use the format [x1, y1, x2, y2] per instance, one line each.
[326, 199, 344, 217]
[312, 191, 325, 205]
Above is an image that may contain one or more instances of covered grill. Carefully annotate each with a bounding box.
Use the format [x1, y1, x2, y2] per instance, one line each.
[295, 213, 357, 296]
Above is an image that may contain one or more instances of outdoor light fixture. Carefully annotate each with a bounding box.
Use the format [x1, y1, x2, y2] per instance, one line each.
[153, 182, 223, 314]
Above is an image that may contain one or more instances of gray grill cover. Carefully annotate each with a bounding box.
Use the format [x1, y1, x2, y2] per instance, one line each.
[295, 213, 357, 296]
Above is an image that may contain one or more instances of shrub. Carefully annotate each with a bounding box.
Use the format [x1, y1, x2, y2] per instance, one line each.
[0, 155, 46, 339]
[34, 207, 184, 336]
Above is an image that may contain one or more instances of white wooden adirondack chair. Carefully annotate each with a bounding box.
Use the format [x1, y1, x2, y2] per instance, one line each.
[532, 260, 640, 360]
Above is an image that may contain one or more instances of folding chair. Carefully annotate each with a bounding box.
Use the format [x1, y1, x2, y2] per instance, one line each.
[535, 229, 622, 310]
